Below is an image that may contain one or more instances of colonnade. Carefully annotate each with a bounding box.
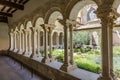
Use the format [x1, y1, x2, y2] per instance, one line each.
[8, 5, 116, 80]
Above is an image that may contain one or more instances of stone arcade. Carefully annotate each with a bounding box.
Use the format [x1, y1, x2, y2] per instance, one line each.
[0, 0, 120, 80]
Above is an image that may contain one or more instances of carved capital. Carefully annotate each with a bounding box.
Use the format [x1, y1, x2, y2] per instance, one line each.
[40, 24, 49, 32]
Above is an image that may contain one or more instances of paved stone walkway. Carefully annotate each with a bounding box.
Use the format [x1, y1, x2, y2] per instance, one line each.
[0, 56, 25, 80]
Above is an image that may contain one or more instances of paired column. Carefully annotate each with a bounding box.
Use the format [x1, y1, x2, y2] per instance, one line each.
[59, 19, 70, 72]
[41, 24, 50, 63]
[30, 27, 38, 58]
[58, 19, 77, 72]
[96, 5, 115, 80]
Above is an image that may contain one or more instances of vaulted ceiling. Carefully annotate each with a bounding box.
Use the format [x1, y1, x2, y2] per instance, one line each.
[0, 0, 29, 23]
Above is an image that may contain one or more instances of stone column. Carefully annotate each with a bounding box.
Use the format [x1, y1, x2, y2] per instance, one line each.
[49, 27, 54, 62]
[21, 30, 25, 53]
[23, 30, 28, 55]
[14, 31, 17, 52]
[9, 30, 14, 51]
[59, 19, 70, 72]
[69, 25, 76, 68]
[30, 27, 38, 58]
[18, 31, 22, 54]
[36, 29, 41, 57]
[41, 24, 50, 63]
[96, 5, 114, 80]
[28, 30, 32, 55]
[108, 12, 116, 79]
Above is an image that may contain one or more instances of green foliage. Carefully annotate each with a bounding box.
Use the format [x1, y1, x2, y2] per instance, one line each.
[40, 50, 44, 56]
[113, 46, 120, 56]
[53, 49, 64, 62]
[73, 31, 90, 45]
[74, 55, 101, 73]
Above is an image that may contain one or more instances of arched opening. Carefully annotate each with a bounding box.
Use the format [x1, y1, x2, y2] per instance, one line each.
[68, 0, 101, 77]
[52, 32, 58, 47]
[40, 31, 44, 47]
[59, 32, 63, 48]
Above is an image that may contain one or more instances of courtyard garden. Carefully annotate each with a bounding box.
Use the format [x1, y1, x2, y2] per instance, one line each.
[52, 46, 120, 78]
[41, 31, 120, 78]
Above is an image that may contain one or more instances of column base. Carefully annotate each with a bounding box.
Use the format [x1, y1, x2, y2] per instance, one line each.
[23, 52, 30, 57]
[30, 53, 40, 58]
[41, 57, 50, 63]
[14, 49, 18, 52]
[60, 63, 77, 72]
[50, 58, 54, 62]
[97, 75, 113, 80]
[18, 50, 22, 54]
[110, 71, 116, 80]
[49, 55, 54, 62]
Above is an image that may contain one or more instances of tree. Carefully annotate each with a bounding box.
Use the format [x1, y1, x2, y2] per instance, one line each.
[73, 31, 90, 47]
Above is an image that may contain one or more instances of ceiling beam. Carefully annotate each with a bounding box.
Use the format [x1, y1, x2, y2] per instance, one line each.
[0, 11, 12, 17]
[0, 16, 8, 23]
[0, 0, 24, 10]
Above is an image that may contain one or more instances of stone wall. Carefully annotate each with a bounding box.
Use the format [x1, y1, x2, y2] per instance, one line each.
[8, 51, 81, 80]
[0, 23, 9, 50]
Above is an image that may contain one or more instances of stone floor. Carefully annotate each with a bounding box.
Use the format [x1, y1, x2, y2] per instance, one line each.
[0, 56, 47, 80]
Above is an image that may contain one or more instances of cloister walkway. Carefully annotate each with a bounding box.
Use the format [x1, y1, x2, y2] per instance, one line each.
[0, 56, 47, 80]
[0, 53, 99, 80]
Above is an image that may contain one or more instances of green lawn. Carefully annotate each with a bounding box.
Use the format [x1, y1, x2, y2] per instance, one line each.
[52, 46, 120, 78]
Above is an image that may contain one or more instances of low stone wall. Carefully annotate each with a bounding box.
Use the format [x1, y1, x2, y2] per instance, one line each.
[6, 51, 81, 80]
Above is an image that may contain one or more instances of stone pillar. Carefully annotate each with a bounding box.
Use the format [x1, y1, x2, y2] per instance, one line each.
[69, 25, 77, 69]
[36, 29, 41, 57]
[9, 30, 14, 51]
[96, 5, 115, 80]
[23, 30, 28, 55]
[108, 13, 116, 80]
[59, 19, 70, 72]
[49, 27, 54, 62]
[14, 31, 17, 52]
[30, 27, 38, 58]
[41, 24, 50, 63]
[28, 30, 32, 55]
[21, 30, 25, 53]
[18, 31, 22, 54]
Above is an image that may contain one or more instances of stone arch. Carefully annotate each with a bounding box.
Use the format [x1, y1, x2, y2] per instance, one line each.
[44, 7, 63, 24]
[32, 15, 44, 28]
[25, 21, 33, 29]
[65, 0, 97, 20]
[52, 32, 58, 46]
[113, 0, 120, 12]
[14, 27, 19, 50]
[19, 24, 24, 31]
